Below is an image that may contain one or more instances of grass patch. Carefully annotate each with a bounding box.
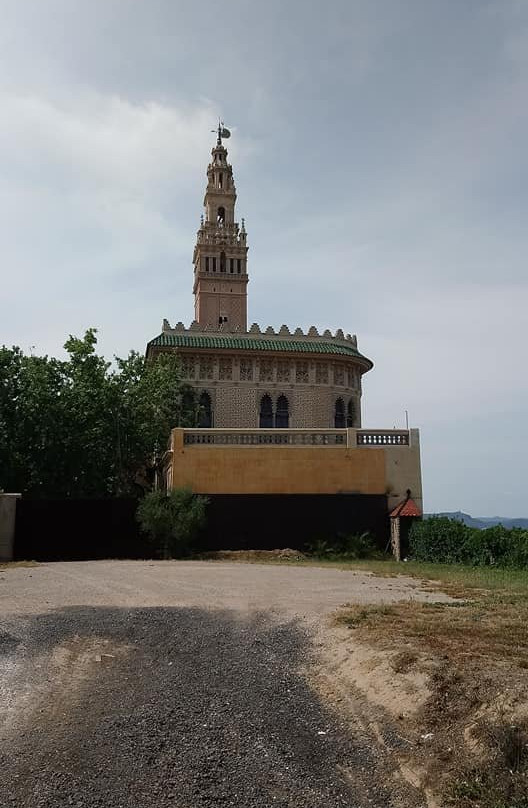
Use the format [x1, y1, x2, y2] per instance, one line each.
[311, 557, 528, 593]
[208, 553, 528, 596]
[0, 560, 39, 570]
[336, 593, 528, 665]
[334, 563, 528, 807]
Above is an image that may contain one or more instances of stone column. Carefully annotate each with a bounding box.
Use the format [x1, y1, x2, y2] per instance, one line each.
[390, 517, 401, 562]
[0, 494, 21, 562]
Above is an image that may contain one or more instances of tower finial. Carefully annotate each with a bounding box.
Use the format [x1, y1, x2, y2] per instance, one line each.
[211, 120, 231, 146]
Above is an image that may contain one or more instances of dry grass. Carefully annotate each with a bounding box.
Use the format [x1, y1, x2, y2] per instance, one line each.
[333, 564, 528, 807]
[200, 549, 306, 562]
[336, 594, 528, 667]
[0, 560, 39, 570]
[449, 721, 528, 807]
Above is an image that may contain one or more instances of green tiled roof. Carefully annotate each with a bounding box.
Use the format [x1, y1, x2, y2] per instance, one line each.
[147, 332, 373, 367]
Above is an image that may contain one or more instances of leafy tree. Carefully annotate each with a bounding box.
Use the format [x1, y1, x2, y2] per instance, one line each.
[0, 329, 196, 498]
[136, 488, 209, 558]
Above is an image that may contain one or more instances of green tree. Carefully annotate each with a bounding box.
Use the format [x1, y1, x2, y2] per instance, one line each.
[0, 329, 196, 498]
[136, 488, 209, 558]
[0, 347, 69, 496]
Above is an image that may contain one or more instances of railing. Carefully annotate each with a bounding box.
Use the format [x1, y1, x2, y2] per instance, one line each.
[357, 430, 409, 446]
[183, 429, 347, 446]
[180, 428, 412, 447]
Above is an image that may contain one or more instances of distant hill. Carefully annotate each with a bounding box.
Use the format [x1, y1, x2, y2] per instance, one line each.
[425, 511, 528, 530]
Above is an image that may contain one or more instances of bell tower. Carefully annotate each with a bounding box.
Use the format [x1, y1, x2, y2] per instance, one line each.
[193, 126, 249, 331]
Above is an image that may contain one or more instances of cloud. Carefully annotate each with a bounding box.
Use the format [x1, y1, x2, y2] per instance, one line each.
[0, 89, 256, 357]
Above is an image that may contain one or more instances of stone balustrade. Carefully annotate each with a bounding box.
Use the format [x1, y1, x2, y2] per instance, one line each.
[180, 428, 411, 448]
[183, 429, 347, 446]
[356, 430, 410, 446]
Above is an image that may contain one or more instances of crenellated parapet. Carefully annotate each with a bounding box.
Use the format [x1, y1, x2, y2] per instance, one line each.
[161, 318, 359, 349]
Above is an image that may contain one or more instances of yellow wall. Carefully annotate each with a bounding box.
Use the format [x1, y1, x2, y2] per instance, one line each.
[384, 437, 423, 514]
[170, 437, 387, 495]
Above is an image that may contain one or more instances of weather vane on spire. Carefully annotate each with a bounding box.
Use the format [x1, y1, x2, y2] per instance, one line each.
[212, 119, 231, 145]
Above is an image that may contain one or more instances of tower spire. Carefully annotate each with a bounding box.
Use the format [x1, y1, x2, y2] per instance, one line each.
[192, 130, 248, 331]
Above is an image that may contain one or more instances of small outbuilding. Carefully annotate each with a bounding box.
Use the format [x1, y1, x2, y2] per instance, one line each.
[389, 490, 422, 561]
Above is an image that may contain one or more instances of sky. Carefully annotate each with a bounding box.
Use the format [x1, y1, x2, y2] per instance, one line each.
[1, 0, 527, 516]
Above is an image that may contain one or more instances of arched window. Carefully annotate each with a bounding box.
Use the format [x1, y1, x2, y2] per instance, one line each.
[347, 399, 355, 427]
[275, 395, 289, 428]
[198, 391, 213, 428]
[217, 206, 225, 225]
[259, 394, 273, 428]
[334, 398, 346, 428]
[220, 251, 226, 273]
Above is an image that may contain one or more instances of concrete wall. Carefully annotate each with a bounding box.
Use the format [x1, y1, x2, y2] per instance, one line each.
[169, 428, 422, 507]
[384, 430, 423, 514]
[0, 494, 21, 562]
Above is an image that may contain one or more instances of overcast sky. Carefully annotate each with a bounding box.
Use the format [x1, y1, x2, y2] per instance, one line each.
[1, 0, 527, 516]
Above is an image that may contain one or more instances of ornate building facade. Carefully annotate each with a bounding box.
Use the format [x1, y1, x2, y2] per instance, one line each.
[146, 131, 373, 430]
[146, 129, 423, 548]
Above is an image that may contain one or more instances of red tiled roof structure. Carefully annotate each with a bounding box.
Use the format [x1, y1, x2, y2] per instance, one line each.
[390, 497, 422, 518]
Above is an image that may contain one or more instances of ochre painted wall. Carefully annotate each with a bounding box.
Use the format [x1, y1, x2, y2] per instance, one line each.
[170, 440, 387, 495]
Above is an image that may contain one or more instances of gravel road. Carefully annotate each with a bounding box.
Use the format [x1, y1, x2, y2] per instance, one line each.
[0, 561, 442, 807]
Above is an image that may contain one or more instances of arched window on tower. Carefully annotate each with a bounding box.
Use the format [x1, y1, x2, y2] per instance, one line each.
[346, 399, 355, 427]
[197, 391, 213, 428]
[275, 395, 289, 428]
[217, 206, 225, 225]
[334, 398, 346, 428]
[219, 172, 223, 188]
[259, 394, 273, 429]
[220, 251, 226, 273]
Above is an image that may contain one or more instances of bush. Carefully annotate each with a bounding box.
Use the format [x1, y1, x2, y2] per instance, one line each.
[409, 516, 471, 564]
[497, 527, 528, 568]
[136, 488, 208, 558]
[306, 531, 379, 560]
[409, 517, 528, 569]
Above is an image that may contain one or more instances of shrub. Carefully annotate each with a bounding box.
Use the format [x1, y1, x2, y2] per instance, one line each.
[409, 517, 528, 569]
[337, 531, 379, 559]
[500, 527, 528, 568]
[409, 516, 471, 564]
[305, 539, 334, 557]
[306, 531, 379, 559]
[464, 525, 513, 567]
[136, 488, 208, 558]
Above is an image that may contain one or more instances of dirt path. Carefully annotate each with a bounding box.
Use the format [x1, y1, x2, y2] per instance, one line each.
[0, 559, 451, 616]
[0, 561, 449, 807]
